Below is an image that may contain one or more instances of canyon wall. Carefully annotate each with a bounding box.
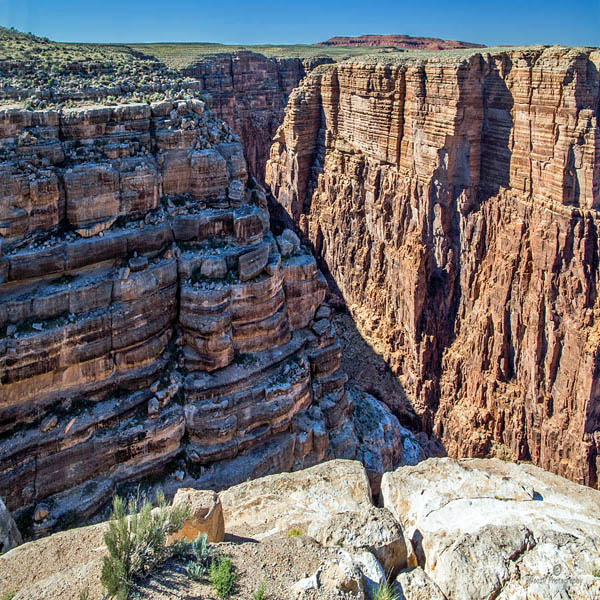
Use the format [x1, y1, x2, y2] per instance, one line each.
[266, 47, 600, 488]
[182, 52, 333, 182]
[0, 99, 373, 537]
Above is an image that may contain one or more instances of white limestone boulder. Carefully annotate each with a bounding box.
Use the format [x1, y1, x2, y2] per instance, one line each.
[381, 458, 600, 600]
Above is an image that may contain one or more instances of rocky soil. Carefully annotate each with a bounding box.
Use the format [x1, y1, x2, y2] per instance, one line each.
[1, 458, 599, 600]
[267, 45, 600, 489]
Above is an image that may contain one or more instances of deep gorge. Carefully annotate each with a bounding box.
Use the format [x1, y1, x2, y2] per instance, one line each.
[266, 46, 600, 488]
[1, 44, 600, 542]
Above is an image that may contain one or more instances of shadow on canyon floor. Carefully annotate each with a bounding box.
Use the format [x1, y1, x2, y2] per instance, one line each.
[268, 193, 447, 458]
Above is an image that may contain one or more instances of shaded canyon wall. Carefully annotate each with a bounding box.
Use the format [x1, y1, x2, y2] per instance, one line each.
[182, 52, 333, 182]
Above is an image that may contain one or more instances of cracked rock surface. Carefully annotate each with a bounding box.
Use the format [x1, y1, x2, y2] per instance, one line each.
[382, 457, 600, 599]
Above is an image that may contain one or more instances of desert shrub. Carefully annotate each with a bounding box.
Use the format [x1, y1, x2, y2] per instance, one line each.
[372, 579, 398, 600]
[209, 556, 236, 599]
[287, 528, 302, 537]
[185, 532, 214, 581]
[253, 579, 267, 600]
[592, 565, 600, 577]
[1, 591, 16, 600]
[100, 491, 189, 599]
[186, 560, 207, 581]
[190, 532, 212, 562]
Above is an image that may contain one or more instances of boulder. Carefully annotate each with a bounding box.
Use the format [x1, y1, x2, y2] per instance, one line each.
[0, 497, 22, 553]
[238, 243, 270, 281]
[277, 237, 294, 257]
[280, 228, 301, 252]
[292, 572, 320, 595]
[321, 553, 365, 598]
[353, 550, 386, 599]
[315, 304, 332, 320]
[395, 567, 447, 600]
[219, 459, 372, 540]
[352, 390, 425, 494]
[200, 256, 227, 279]
[381, 458, 600, 600]
[168, 488, 224, 544]
[309, 507, 407, 575]
[228, 179, 244, 201]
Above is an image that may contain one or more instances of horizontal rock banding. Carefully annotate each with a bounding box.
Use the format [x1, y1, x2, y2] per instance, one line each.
[0, 98, 362, 537]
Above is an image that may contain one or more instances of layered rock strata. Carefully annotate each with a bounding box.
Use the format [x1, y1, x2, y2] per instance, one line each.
[266, 46, 600, 488]
[0, 99, 394, 537]
[318, 34, 484, 50]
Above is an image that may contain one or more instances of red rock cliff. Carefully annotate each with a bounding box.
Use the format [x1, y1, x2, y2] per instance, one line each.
[266, 47, 600, 488]
[318, 34, 484, 50]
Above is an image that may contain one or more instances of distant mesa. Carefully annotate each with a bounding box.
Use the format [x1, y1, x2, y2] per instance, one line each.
[317, 34, 485, 50]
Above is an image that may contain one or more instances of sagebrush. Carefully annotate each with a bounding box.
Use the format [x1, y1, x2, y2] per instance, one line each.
[100, 491, 189, 600]
[185, 532, 214, 580]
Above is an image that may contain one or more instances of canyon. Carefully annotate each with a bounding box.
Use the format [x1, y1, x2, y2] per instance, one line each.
[1, 27, 600, 561]
[266, 46, 600, 489]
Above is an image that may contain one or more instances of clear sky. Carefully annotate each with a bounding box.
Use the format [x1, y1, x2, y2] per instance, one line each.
[0, 0, 598, 47]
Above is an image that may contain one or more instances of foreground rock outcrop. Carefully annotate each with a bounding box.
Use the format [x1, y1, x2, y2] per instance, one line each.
[2, 458, 599, 599]
[267, 46, 600, 489]
[382, 458, 600, 599]
[0, 99, 413, 538]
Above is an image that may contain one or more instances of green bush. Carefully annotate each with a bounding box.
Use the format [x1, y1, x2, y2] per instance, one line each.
[209, 557, 236, 599]
[287, 528, 302, 537]
[1, 591, 16, 600]
[100, 491, 189, 599]
[185, 532, 214, 581]
[190, 532, 212, 563]
[186, 560, 207, 581]
[372, 580, 398, 600]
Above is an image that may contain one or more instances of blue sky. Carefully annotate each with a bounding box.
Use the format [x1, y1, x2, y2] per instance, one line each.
[0, 0, 597, 47]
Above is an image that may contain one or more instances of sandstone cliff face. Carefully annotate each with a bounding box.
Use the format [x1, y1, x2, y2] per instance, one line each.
[0, 99, 367, 537]
[182, 52, 333, 182]
[266, 47, 600, 488]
